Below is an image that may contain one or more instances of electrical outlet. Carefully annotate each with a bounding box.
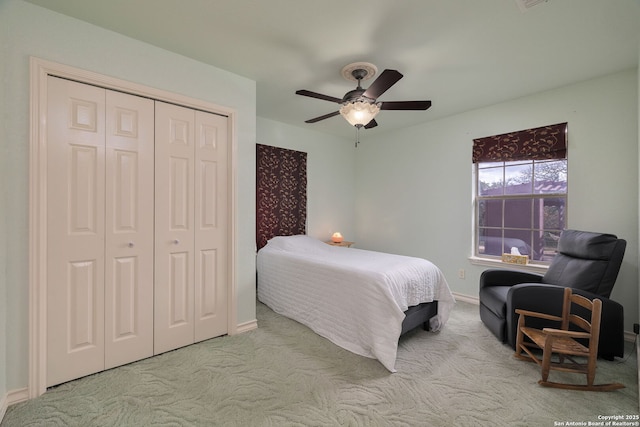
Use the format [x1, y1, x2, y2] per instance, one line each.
[634, 323, 639, 335]
[458, 269, 465, 279]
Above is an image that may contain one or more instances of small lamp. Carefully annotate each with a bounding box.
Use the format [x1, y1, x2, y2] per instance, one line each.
[331, 232, 344, 243]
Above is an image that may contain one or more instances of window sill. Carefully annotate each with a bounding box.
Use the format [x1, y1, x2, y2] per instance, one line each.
[468, 256, 549, 274]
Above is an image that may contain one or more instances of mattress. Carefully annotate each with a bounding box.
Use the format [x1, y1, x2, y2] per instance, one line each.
[256, 235, 455, 372]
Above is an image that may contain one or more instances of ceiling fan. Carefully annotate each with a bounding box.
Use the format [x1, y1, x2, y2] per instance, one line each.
[296, 62, 432, 130]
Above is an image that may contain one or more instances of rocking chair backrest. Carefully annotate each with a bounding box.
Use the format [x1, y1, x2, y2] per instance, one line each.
[565, 290, 602, 361]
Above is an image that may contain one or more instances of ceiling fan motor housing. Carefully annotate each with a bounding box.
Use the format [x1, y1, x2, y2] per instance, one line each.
[342, 88, 375, 104]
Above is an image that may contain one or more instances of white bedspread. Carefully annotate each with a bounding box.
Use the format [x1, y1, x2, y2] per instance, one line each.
[256, 235, 455, 372]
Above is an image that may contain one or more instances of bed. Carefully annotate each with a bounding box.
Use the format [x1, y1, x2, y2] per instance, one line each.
[256, 235, 455, 372]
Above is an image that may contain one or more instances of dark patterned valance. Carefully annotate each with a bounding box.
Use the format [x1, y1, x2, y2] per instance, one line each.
[472, 122, 567, 163]
[256, 144, 307, 250]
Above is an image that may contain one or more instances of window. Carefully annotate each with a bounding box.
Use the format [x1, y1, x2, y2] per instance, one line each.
[476, 159, 567, 262]
[472, 123, 567, 264]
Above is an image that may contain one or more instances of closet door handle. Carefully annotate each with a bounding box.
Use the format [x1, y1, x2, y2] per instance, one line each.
[128, 242, 135, 248]
[173, 239, 180, 245]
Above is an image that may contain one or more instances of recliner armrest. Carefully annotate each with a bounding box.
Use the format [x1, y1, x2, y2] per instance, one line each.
[479, 268, 544, 290]
[506, 284, 567, 350]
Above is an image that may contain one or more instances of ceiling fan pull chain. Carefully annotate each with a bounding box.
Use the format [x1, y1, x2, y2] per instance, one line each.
[355, 125, 360, 148]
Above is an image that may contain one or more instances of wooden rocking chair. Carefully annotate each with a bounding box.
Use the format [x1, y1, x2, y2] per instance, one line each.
[514, 287, 624, 391]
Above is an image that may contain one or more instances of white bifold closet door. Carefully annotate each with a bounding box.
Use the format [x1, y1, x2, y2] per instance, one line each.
[154, 102, 228, 355]
[46, 77, 155, 387]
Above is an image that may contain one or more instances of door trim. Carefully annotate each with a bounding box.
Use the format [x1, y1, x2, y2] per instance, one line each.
[29, 57, 238, 398]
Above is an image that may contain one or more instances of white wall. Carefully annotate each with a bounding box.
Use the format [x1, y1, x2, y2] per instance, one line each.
[0, 0, 7, 400]
[356, 69, 639, 331]
[0, 0, 257, 395]
[257, 118, 357, 241]
[0, 28, 6, 405]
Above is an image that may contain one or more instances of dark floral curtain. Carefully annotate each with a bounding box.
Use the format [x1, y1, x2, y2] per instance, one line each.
[472, 122, 567, 163]
[256, 144, 307, 250]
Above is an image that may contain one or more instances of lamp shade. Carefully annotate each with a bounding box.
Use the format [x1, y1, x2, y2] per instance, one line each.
[339, 100, 381, 127]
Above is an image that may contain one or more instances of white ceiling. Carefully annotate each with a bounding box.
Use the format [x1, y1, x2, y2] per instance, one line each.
[26, 0, 640, 139]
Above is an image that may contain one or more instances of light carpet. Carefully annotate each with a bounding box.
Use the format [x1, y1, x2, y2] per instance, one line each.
[2, 300, 637, 426]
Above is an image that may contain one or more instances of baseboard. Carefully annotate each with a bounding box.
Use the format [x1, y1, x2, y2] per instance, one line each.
[1, 387, 29, 422]
[452, 292, 479, 305]
[236, 318, 258, 334]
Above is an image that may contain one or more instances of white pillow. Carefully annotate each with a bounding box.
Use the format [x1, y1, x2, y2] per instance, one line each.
[266, 235, 330, 253]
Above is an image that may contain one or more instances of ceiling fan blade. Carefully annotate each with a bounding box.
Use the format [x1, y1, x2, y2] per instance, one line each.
[296, 90, 343, 103]
[380, 100, 432, 110]
[364, 119, 378, 129]
[362, 69, 403, 99]
[305, 111, 340, 123]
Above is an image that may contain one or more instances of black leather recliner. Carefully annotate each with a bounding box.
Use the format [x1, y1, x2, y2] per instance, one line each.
[479, 229, 627, 359]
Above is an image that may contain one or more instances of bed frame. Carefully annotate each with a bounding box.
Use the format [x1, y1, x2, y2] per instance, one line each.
[401, 301, 438, 335]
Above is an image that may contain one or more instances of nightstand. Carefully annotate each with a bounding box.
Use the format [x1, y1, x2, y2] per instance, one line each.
[325, 241, 354, 248]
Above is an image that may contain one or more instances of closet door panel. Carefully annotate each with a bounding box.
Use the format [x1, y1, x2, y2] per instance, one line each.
[154, 101, 195, 354]
[194, 111, 228, 341]
[104, 90, 155, 369]
[46, 77, 106, 387]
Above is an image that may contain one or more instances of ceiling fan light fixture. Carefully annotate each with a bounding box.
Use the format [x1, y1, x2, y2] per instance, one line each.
[339, 100, 381, 127]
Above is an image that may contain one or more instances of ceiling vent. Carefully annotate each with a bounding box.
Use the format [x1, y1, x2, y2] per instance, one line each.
[515, 0, 548, 12]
